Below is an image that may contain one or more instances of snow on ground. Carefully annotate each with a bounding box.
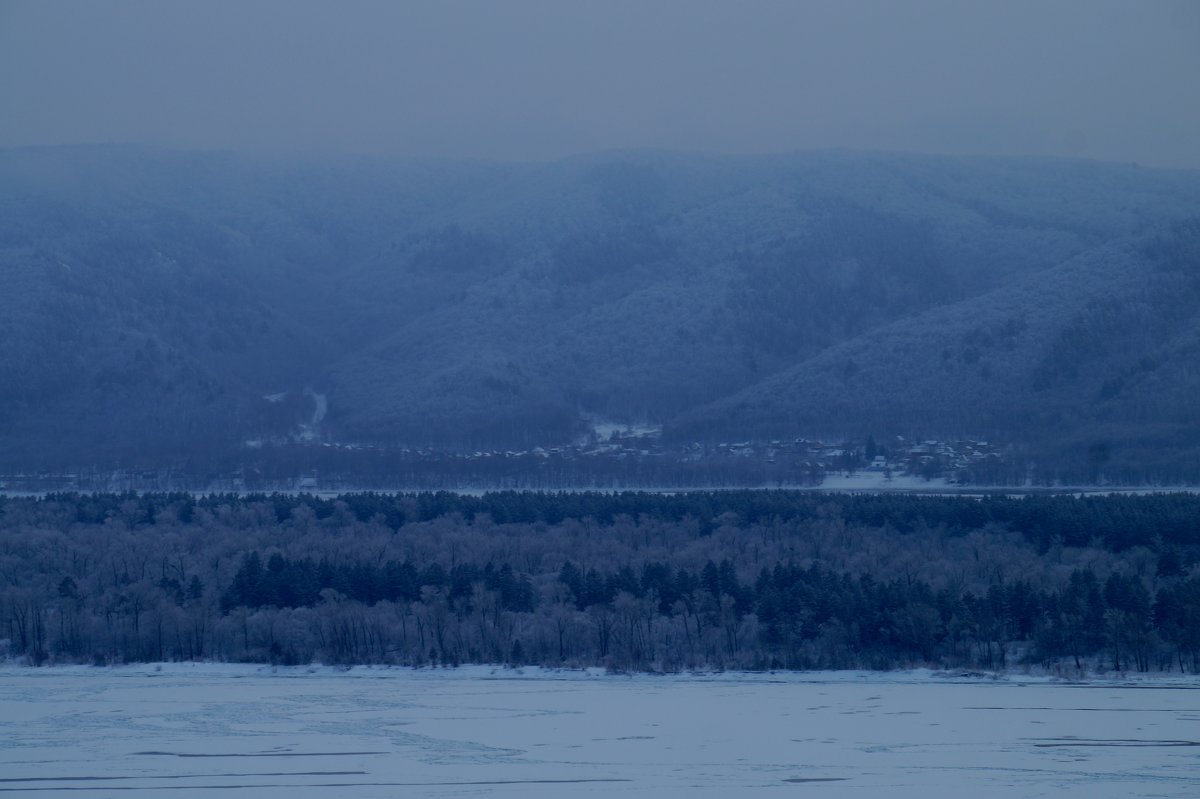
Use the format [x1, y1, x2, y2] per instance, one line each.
[583, 419, 662, 442]
[1, 665, 1197, 797]
[817, 472, 951, 491]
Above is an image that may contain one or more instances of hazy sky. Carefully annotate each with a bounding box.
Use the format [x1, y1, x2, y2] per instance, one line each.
[2, 0, 1198, 166]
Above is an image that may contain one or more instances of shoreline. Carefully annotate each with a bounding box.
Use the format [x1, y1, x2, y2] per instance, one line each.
[4, 661, 1197, 686]
[3, 483, 1200, 499]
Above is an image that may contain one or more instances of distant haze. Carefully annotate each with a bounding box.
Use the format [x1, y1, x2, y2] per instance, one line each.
[2, 0, 1198, 167]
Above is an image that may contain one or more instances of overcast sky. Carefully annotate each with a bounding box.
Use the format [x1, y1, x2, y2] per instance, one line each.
[2, 0, 1198, 166]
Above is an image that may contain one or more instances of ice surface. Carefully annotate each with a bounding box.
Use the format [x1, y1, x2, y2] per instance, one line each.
[1, 665, 1197, 797]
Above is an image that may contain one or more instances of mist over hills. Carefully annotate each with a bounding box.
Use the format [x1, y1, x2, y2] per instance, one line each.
[2, 145, 1198, 479]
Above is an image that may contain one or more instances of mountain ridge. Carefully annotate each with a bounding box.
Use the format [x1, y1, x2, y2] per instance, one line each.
[2, 145, 1198, 477]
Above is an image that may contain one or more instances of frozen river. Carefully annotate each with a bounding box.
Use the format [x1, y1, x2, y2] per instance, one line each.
[2, 665, 1197, 797]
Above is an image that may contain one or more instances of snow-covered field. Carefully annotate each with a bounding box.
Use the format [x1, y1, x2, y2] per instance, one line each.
[2, 665, 1197, 797]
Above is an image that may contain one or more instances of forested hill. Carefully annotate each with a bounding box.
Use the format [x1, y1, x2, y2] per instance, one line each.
[672, 221, 1200, 480]
[2, 145, 1199, 474]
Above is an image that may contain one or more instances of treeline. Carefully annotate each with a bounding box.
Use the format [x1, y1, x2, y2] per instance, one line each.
[232, 445, 829, 491]
[20, 489, 1200, 549]
[2, 491, 1198, 673]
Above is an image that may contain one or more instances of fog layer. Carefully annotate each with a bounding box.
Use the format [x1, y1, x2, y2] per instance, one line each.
[2, 0, 1198, 166]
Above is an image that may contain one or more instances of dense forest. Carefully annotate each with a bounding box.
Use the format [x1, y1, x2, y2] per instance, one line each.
[3, 491, 1198, 674]
[3, 146, 1200, 482]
